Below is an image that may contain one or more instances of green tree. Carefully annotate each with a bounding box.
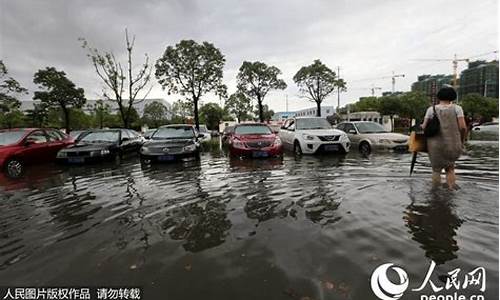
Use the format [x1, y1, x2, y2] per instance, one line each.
[87, 99, 112, 129]
[349, 96, 380, 112]
[237, 61, 286, 123]
[225, 91, 253, 122]
[170, 99, 193, 123]
[33, 67, 86, 133]
[155, 40, 227, 131]
[81, 29, 153, 128]
[0, 60, 28, 128]
[253, 104, 274, 122]
[25, 102, 50, 127]
[200, 102, 225, 130]
[378, 95, 402, 131]
[399, 91, 428, 122]
[142, 100, 169, 128]
[461, 93, 499, 121]
[70, 108, 93, 129]
[293, 59, 345, 117]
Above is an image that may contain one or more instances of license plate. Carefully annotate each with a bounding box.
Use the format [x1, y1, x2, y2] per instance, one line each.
[324, 145, 339, 151]
[68, 157, 84, 163]
[158, 155, 175, 161]
[252, 151, 269, 158]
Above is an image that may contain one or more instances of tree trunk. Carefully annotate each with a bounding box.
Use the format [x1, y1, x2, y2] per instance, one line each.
[258, 96, 264, 123]
[193, 97, 200, 131]
[62, 107, 70, 133]
[316, 101, 321, 117]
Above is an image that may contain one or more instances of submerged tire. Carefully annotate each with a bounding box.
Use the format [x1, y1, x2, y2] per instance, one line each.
[4, 158, 24, 179]
[359, 142, 371, 155]
[294, 141, 303, 156]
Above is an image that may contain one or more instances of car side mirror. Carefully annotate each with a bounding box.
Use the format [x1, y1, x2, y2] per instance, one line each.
[24, 139, 34, 146]
[348, 129, 357, 134]
[280, 126, 286, 130]
[121, 137, 130, 143]
[197, 133, 205, 138]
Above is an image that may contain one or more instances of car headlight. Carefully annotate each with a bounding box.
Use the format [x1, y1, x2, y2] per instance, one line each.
[183, 144, 197, 151]
[273, 137, 282, 146]
[100, 149, 110, 155]
[302, 134, 316, 140]
[57, 151, 67, 158]
[231, 140, 245, 148]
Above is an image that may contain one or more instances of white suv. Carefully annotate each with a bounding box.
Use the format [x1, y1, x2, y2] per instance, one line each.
[279, 117, 350, 155]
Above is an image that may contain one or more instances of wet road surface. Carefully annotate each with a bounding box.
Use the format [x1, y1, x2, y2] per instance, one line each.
[0, 139, 498, 299]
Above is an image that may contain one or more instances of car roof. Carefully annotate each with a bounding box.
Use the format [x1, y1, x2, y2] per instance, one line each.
[235, 123, 269, 126]
[160, 124, 193, 128]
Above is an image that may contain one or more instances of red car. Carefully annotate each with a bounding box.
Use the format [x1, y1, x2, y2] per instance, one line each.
[229, 123, 283, 158]
[0, 128, 73, 178]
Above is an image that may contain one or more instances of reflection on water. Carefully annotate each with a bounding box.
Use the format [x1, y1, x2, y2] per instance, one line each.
[0, 140, 498, 299]
[404, 187, 463, 264]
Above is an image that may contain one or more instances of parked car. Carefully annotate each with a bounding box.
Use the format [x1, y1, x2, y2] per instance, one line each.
[221, 125, 235, 145]
[140, 124, 202, 163]
[57, 129, 143, 164]
[143, 128, 157, 140]
[472, 122, 498, 133]
[336, 121, 408, 154]
[229, 123, 283, 158]
[195, 125, 211, 143]
[279, 117, 350, 155]
[69, 130, 89, 142]
[0, 128, 73, 178]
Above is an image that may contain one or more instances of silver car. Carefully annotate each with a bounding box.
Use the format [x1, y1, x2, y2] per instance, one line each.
[336, 121, 408, 154]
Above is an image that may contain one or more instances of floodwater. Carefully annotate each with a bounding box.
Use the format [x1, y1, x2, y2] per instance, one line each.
[0, 138, 498, 300]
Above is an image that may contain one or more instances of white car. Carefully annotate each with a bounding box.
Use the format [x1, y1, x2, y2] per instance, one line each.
[472, 122, 498, 133]
[279, 117, 350, 155]
[336, 121, 408, 154]
[193, 125, 211, 142]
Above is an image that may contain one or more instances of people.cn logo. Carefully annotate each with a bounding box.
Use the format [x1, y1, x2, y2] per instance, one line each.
[371, 263, 409, 300]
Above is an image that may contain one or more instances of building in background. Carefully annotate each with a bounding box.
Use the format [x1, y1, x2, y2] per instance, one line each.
[20, 98, 172, 117]
[459, 60, 499, 98]
[271, 111, 296, 122]
[294, 106, 335, 118]
[411, 74, 453, 96]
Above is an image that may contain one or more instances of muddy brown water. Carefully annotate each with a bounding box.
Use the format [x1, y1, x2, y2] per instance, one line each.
[0, 139, 498, 299]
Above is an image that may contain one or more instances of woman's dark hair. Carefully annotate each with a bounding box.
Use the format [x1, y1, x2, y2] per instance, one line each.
[437, 86, 457, 101]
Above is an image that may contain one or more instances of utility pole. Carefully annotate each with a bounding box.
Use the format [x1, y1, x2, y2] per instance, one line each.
[337, 66, 341, 112]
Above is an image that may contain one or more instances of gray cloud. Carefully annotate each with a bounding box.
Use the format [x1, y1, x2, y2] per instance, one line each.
[1, 0, 498, 112]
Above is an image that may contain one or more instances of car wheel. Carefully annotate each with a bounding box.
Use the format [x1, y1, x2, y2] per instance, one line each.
[359, 142, 371, 155]
[294, 141, 303, 156]
[4, 158, 24, 178]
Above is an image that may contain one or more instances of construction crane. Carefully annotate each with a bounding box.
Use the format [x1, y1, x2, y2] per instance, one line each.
[370, 86, 382, 96]
[412, 51, 498, 89]
[376, 71, 405, 93]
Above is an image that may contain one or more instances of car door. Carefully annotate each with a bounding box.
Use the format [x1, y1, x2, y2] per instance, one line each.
[127, 130, 142, 151]
[45, 129, 66, 158]
[20, 130, 51, 164]
[344, 123, 361, 145]
[120, 130, 135, 154]
[279, 119, 294, 146]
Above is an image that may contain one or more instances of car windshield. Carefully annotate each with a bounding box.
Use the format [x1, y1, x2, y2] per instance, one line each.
[153, 127, 195, 139]
[198, 126, 208, 133]
[80, 131, 120, 143]
[355, 122, 387, 133]
[0, 130, 25, 146]
[296, 118, 332, 130]
[234, 125, 272, 135]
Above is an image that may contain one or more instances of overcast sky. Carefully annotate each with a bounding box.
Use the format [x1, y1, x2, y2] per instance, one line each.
[1, 0, 498, 112]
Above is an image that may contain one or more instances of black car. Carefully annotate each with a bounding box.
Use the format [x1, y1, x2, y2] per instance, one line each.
[140, 125, 203, 163]
[57, 129, 143, 163]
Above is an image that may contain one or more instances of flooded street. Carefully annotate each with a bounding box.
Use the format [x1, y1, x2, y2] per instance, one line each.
[0, 140, 498, 300]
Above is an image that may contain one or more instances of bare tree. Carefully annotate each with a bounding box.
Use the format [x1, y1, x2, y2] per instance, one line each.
[80, 29, 152, 128]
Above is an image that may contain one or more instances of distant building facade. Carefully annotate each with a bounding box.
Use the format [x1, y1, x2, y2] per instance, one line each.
[271, 111, 296, 122]
[411, 74, 453, 96]
[294, 105, 335, 118]
[20, 98, 172, 117]
[459, 60, 499, 99]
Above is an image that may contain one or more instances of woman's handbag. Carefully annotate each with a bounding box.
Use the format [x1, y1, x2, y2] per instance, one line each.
[409, 131, 427, 152]
[424, 105, 440, 137]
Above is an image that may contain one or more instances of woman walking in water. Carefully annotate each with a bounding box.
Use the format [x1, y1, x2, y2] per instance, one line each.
[422, 86, 467, 189]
